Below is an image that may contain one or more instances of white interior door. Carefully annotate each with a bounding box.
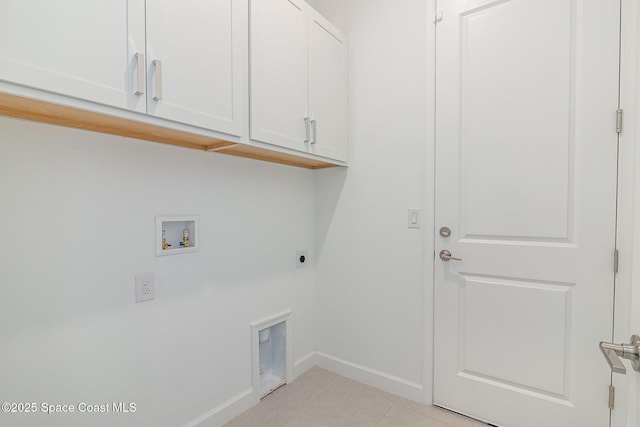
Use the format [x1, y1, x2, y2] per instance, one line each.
[433, 1, 620, 426]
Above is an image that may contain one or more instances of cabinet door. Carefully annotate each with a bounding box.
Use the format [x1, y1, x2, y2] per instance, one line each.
[308, 12, 348, 162]
[145, 0, 243, 136]
[250, 0, 308, 151]
[0, 0, 146, 112]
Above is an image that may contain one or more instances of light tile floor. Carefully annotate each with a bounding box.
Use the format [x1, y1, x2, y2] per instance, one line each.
[224, 367, 487, 427]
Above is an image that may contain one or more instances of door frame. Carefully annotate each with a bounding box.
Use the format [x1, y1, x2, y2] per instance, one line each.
[612, 0, 638, 425]
[421, 0, 437, 408]
[422, 1, 636, 425]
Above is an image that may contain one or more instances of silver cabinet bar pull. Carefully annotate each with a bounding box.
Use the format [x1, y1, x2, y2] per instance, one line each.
[134, 52, 145, 96]
[599, 335, 640, 374]
[310, 119, 317, 144]
[439, 249, 462, 262]
[152, 59, 163, 101]
[304, 117, 310, 143]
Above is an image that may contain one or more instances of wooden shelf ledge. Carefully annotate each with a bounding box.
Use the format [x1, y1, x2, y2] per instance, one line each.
[211, 143, 340, 169]
[0, 92, 342, 169]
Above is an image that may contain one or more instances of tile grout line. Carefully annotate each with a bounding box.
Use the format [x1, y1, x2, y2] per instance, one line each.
[373, 400, 397, 427]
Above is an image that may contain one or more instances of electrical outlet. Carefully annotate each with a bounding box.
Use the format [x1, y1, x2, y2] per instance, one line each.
[296, 250, 308, 269]
[135, 273, 155, 302]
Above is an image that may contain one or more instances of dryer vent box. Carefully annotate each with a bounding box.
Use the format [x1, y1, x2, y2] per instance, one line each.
[252, 311, 292, 399]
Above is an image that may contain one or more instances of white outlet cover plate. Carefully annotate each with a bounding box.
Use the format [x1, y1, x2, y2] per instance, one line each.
[135, 273, 155, 302]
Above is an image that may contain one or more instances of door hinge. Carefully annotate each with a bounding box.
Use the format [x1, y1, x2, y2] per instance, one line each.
[616, 109, 623, 134]
[614, 249, 619, 274]
[434, 11, 443, 24]
[609, 385, 615, 410]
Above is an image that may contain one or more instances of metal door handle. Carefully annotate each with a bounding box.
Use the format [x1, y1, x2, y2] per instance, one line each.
[152, 59, 163, 101]
[439, 249, 462, 262]
[304, 117, 310, 143]
[599, 335, 640, 374]
[310, 119, 317, 144]
[134, 52, 145, 96]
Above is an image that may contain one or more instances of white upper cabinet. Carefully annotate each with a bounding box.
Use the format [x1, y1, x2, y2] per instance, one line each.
[145, 0, 244, 136]
[0, 0, 146, 113]
[307, 11, 348, 162]
[249, 0, 348, 162]
[0, 0, 345, 167]
[0, 0, 244, 137]
[249, 0, 308, 152]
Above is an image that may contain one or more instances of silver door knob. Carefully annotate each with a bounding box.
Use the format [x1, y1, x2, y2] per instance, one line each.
[439, 249, 462, 262]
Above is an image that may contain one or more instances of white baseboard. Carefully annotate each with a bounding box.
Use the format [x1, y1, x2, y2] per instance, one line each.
[293, 351, 317, 379]
[182, 387, 255, 427]
[315, 351, 425, 403]
[182, 351, 424, 427]
[181, 352, 317, 427]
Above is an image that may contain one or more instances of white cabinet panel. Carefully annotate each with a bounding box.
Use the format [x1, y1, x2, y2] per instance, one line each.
[0, 0, 146, 113]
[308, 13, 348, 162]
[249, 0, 308, 151]
[0, 0, 244, 136]
[0, 0, 344, 168]
[250, 0, 347, 162]
[146, 0, 243, 136]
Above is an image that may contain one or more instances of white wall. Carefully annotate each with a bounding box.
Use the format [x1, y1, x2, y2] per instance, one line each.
[0, 116, 317, 427]
[630, 6, 640, 426]
[616, 1, 640, 425]
[308, 0, 431, 401]
[627, 15, 640, 421]
[623, 79, 640, 425]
